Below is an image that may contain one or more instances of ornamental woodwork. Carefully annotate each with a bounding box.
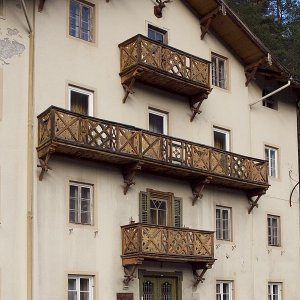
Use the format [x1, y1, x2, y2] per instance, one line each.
[37, 107, 269, 195]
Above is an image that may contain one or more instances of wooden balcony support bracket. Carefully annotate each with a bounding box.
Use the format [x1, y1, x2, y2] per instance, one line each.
[192, 262, 214, 287]
[154, 0, 171, 18]
[200, 4, 226, 39]
[191, 176, 212, 205]
[122, 68, 144, 103]
[38, 0, 46, 12]
[123, 265, 138, 288]
[245, 56, 272, 86]
[37, 145, 57, 181]
[189, 91, 210, 122]
[247, 188, 267, 214]
[122, 162, 142, 195]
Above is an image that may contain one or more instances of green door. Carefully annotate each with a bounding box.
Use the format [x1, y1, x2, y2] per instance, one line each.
[141, 276, 177, 300]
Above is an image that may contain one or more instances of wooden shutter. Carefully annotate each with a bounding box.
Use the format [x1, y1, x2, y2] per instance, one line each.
[139, 191, 149, 224]
[173, 197, 182, 228]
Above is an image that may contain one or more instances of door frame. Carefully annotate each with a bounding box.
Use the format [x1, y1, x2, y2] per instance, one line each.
[138, 270, 183, 300]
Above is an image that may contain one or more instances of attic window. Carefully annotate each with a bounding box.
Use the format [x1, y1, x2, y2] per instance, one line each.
[262, 89, 277, 110]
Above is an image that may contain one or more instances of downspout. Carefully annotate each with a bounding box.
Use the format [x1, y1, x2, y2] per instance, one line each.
[21, 1, 35, 300]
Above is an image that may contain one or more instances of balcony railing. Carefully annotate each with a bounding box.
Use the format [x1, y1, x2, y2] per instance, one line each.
[119, 35, 211, 99]
[121, 223, 214, 266]
[37, 107, 268, 192]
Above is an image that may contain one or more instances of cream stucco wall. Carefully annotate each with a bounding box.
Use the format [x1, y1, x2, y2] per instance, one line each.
[0, 0, 299, 299]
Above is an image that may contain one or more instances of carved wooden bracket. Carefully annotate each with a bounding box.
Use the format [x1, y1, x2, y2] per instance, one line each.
[154, 0, 171, 18]
[245, 55, 272, 86]
[37, 146, 57, 181]
[189, 91, 210, 122]
[38, 0, 46, 12]
[122, 68, 144, 103]
[191, 176, 212, 205]
[122, 162, 142, 195]
[247, 188, 266, 214]
[192, 262, 214, 287]
[123, 265, 137, 288]
[200, 4, 226, 39]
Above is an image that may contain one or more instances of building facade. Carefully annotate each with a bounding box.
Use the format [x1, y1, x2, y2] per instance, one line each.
[0, 0, 300, 299]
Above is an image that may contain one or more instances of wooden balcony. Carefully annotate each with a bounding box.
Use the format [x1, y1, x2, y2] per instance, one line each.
[119, 35, 211, 120]
[37, 107, 269, 206]
[121, 223, 214, 266]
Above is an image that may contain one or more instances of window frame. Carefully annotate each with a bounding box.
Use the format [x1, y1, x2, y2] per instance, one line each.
[147, 24, 168, 44]
[267, 214, 281, 247]
[216, 206, 232, 241]
[268, 282, 282, 300]
[211, 53, 228, 89]
[69, 0, 95, 43]
[216, 281, 233, 300]
[69, 181, 93, 226]
[68, 274, 94, 300]
[68, 85, 94, 116]
[265, 146, 278, 178]
[148, 108, 168, 135]
[213, 126, 230, 151]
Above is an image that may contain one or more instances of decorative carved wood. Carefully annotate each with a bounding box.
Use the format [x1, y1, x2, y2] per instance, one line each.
[247, 188, 266, 214]
[117, 293, 134, 300]
[123, 266, 137, 288]
[37, 145, 56, 181]
[192, 262, 214, 287]
[122, 162, 142, 195]
[154, 0, 171, 18]
[191, 176, 212, 205]
[200, 5, 226, 39]
[122, 68, 143, 103]
[245, 56, 272, 86]
[189, 91, 210, 122]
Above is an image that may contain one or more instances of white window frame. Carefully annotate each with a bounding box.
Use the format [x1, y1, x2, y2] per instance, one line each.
[265, 146, 278, 178]
[68, 275, 94, 300]
[69, 182, 93, 225]
[216, 206, 232, 241]
[211, 53, 228, 89]
[216, 281, 233, 300]
[69, 0, 95, 42]
[68, 85, 94, 116]
[268, 282, 282, 300]
[148, 108, 168, 135]
[213, 127, 230, 151]
[267, 215, 280, 247]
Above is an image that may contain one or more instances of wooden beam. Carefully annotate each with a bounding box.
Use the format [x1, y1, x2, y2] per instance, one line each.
[189, 91, 210, 122]
[38, 0, 46, 12]
[122, 162, 142, 195]
[191, 176, 212, 205]
[247, 188, 266, 214]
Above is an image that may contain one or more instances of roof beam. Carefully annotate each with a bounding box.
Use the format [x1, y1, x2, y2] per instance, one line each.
[200, 4, 226, 39]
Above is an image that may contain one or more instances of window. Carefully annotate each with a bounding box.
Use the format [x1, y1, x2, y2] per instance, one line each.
[69, 182, 93, 225]
[268, 215, 280, 246]
[265, 146, 278, 177]
[212, 53, 228, 89]
[216, 281, 232, 300]
[148, 109, 168, 135]
[148, 25, 167, 43]
[68, 85, 94, 116]
[68, 275, 94, 300]
[69, 0, 94, 42]
[139, 190, 182, 227]
[262, 89, 277, 109]
[214, 127, 230, 151]
[268, 282, 282, 300]
[216, 206, 231, 241]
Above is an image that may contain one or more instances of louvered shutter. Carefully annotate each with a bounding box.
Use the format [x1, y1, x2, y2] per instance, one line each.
[139, 191, 149, 224]
[173, 197, 182, 228]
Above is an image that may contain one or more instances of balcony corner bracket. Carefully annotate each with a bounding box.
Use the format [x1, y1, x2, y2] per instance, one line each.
[200, 5, 226, 39]
[122, 68, 144, 103]
[247, 188, 266, 214]
[192, 262, 213, 287]
[191, 176, 212, 205]
[122, 162, 142, 195]
[37, 145, 56, 181]
[123, 265, 138, 289]
[154, 0, 171, 18]
[189, 92, 209, 122]
[245, 57, 270, 86]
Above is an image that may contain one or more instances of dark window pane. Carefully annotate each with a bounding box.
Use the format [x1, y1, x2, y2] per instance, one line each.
[149, 113, 164, 134]
[70, 91, 89, 115]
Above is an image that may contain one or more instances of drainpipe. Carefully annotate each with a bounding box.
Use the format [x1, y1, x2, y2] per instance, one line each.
[249, 80, 291, 108]
[21, 1, 35, 300]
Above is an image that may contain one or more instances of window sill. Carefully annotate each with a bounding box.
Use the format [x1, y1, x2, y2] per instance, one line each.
[211, 85, 231, 94]
[67, 34, 98, 48]
[67, 223, 98, 231]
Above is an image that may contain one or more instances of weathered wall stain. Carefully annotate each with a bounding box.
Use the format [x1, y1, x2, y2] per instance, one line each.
[0, 37, 25, 64]
[7, 28, 19, 36]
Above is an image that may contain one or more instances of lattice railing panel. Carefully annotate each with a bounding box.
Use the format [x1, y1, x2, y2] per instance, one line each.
[190, 58, 210, 84]
[122, 224, 214, 259]
[141, 133, 163, 160]
[38, 111, 52, 145]
[162, 48, 188, 78]
[140, 39, 162, 69]
[120, 39, 139, 70]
